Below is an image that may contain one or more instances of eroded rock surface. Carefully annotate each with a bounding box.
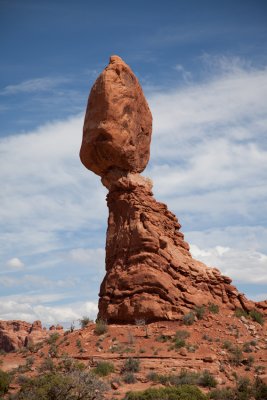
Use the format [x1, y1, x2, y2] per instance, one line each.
[0, 320, 49, 352]
[80, 55, 152, 177]
[80, 56, 266, 323]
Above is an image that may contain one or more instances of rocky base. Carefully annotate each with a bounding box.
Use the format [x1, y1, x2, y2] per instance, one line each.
[98, 172, 266, 323]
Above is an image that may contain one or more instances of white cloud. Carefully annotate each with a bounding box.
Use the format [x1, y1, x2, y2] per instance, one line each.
[190, 244, 267, 284]
[0, 294, 98, 326]
[6, 257, 24, 269]
[1, 77, 70, 95]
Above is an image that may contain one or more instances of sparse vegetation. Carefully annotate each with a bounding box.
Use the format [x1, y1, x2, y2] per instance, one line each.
[94, 319, 108, 335]
[0, 369, 11, 396]
[182, 311, 195, 325]
[93, 361, 114, 376]
[234, 308, 249, 318]
[147, 368, 216, 388]
[79, 316, 92, 329]
[208, 303, 219, 314]
[194, 305, 205, 320]
[124, 384, 208, 400]
[249, 309, 264, 325]
[228, 345, 243, 366]
[156, 334, 171, 342]
[122, 358, 140, 373]
[47, 332, 60, 344]
[172, 330, 190, 349]
[123, 372, 136, 384]
[198, 370, 217, 388]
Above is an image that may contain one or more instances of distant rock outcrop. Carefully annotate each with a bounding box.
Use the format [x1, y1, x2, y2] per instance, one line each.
[0, 320, 51, 352]
[80, 55, 266, 323]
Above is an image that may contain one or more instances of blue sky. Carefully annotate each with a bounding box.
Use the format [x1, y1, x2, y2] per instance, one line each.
[0, 0, 267, 326]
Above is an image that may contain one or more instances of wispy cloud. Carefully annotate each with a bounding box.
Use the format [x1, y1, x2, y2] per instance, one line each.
[6, 257, 24, 269]
[1, 77, 70, 95]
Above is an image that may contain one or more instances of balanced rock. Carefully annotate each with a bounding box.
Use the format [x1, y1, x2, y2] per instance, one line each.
[80, 55, 152, 177]
[80, 56, 266, 323]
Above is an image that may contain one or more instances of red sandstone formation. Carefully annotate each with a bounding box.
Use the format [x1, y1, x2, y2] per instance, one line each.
[0, 320, 50, 352]
[80, 55, 152, 176]
[80, 55, 267, 323]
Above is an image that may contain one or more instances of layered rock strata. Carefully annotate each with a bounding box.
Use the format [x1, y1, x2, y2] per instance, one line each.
[80, 56, 266, 323]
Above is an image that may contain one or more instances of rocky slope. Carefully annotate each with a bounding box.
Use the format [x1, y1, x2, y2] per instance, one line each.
[0, 313, 266, 399]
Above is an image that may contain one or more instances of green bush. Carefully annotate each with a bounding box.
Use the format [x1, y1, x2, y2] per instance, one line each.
[0, 369, 11, 395]
[79, 316, 92, 329]
[173, 330, 190, 348]
[228, 346, 243, 366]
[123, 372, 136, 384]
[249, 309, 264, 325]
[183, 312, 195, 325]
[194, 305, 205, 320]
[124, 384, 207, 400]
[253, 376, 267, 400]
[94, 319, 108, 335]
[208, 303, 219, 314]
[210, 387, 235, 400]
[47, 332, 60, 345]
[122, 358, 140, 373]
[198, 370, 217, 388]
[156, 334, 171, 342]
[93, 361, 114, 376]
[234, 308, 249, 318]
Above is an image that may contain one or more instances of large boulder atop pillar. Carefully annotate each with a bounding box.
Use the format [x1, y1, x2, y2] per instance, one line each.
[80, 55, 152, 177]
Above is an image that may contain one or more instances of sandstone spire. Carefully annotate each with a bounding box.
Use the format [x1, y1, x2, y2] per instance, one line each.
[80, 56, 266, 323]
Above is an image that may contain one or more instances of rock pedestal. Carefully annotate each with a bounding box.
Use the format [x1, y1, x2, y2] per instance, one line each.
[80, 56, 266, 323]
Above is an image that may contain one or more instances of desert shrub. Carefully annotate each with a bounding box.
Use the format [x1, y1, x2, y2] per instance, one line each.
[48, 342, 58, 357]
[25, 356, 34, 369]
[38, 357, 55, 372]
[122, 358, 140, 373]
[0, 369, 11, 395]
[202, 334, 213, 342]
[93, 361, 114, 376]
[210, 387, 235, 400]
[183, 312, 195, 325]
[11, 369, 107, 400]
[79, 316, 92, 329]
[198, 370, 217, 388]
[208, 303, 219, 314]
[124, 384, 207, 400]
[175, 330, 190, 340]
[94, 319, 108, 335]
[194, 305, 206, 320]
[234, 308, 249, 318]
[156, 334, 171, 342]
[228, 346, 243, 366]
[253, 376, 267, 400]
[123, 372, 136, 384]
[47, 332, 60, 345]
[249, 309, 264, 325]
[235, 376, 251, 400]
[222, 340, 233, 350]
[243, 342, 253, 353]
